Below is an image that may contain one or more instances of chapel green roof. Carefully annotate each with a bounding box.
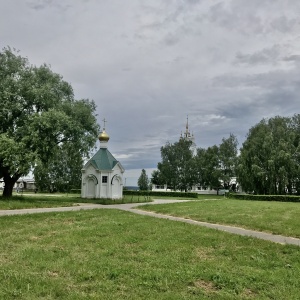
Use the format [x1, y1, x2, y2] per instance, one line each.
[85, 148, 119, 170]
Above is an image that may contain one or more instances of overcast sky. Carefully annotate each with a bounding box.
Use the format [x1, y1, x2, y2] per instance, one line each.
[1, 0, 300, 185]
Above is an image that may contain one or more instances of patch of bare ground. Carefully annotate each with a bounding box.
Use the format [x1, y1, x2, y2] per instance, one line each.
[195, 247, 213, 260]
[241, 288, 258, 298]
[28, 236, 41, 241]
[47, 271, 60, 277]
[193, 279, 218, 292]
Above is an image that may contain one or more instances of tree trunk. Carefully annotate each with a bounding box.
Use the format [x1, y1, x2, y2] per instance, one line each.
[2, 174, 18, 198]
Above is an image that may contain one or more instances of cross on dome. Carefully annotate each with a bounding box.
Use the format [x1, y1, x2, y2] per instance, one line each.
[102, 118, 107, 130]
[98, 117, 110, 144]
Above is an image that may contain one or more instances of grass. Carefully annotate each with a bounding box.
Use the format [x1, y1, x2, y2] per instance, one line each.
[0, 196, 77, 210]
[0, 194, 152, 210]
[138, 198, 300, 238]
[0, 209, 300, 299]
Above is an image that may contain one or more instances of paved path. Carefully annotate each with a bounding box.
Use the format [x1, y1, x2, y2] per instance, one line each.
[0, 199, 299, 246]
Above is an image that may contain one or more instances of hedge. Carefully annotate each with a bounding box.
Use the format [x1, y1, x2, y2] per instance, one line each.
[123, 190, 198, 198]
[226, 193, 300, 202]
[70, 189, 81, 194]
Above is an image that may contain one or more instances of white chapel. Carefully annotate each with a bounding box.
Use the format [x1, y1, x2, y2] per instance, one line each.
[81, 121, 124, 199]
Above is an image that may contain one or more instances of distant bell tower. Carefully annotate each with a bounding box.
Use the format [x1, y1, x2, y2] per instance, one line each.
[180, 115, 196, 155]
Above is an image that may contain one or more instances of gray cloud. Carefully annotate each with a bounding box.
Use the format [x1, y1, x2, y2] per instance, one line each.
[270, 16, 300, 33]
[235, 45, 283, 65]
[1, 0, 300, 183]
[283, 55, 300, 62]
[27, 0, 72, 12]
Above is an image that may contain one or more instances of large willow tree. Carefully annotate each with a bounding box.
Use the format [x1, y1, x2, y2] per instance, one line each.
[0, 47, 99, 197]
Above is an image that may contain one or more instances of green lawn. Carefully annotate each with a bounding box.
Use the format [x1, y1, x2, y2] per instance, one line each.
[0, 209, 300, 299]
[139, 198, 300, 238]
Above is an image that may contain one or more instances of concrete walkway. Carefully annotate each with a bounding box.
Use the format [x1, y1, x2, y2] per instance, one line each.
[0, 199, 299, 246]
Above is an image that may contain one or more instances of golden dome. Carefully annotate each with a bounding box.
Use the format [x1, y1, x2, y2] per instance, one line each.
[98, 130, 110, 142]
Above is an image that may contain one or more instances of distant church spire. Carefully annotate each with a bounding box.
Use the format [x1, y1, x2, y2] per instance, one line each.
[184, 115, 190, 138]
[181, 115, 196, 155]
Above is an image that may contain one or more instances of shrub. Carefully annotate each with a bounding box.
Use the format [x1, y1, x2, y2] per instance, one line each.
[226, 193, 300, 202]
[123, 190, 198, 198]
[70, 189, 81, 194]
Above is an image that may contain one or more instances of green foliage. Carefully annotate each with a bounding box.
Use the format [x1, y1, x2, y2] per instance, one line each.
[195, 134, 238, 191]
[0, 135, 34, 177]
[137, 169, 150, 190]
[155, 134, 238, 193]
[0, 47, 99, 196]
[158, 139, 198, 191]
[150, 169, 165, 186]
[218, 133, 238, 189]
[34, 144, 83, 193]
[237, 115, 300, 195]
[196, 145, 222, 189]
[70, 189, 81, 194]
[124, 190, 198, 198]
[227, 193, 300, 202]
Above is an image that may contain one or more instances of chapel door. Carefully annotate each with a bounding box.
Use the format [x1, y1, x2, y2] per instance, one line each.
[87, 178, 96, 198]
[112, 177, 120, 199]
